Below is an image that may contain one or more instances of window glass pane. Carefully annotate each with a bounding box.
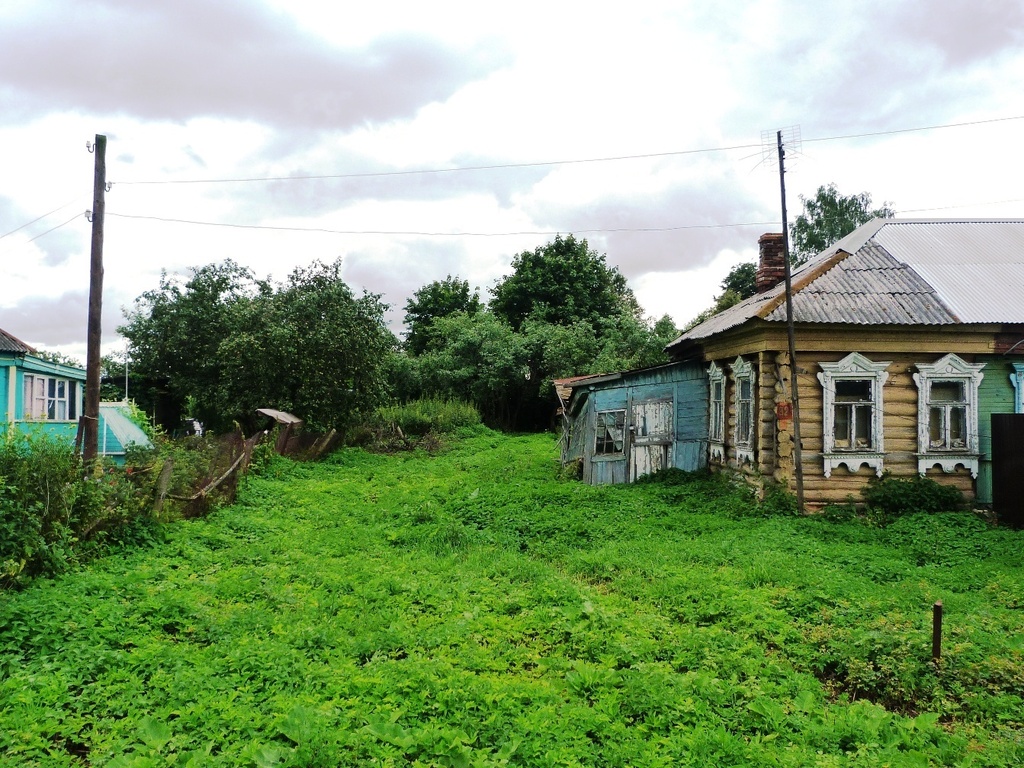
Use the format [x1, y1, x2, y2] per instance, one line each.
[48, 378, 56, 398]
[929, 407, 945, 447]
[950, 406, 966, 447]
[713, 381, 722, 400]
[835, 379, 870, 402]
[931, 381, 964, 403]
[835, 404, 851, 448]
[737, 406, 751, 445]
[595, 411, 625, 455]
[740, 379, 751, 400]
[853, 405, 872, 448]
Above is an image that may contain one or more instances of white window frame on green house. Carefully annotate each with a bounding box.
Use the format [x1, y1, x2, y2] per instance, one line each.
[594, 409, 626, 457]
[817, 352, 891, 478]
[1011, 362, 1024, 414]
[22, 374, 79, 421]
[913, 353, 985, 478]
[707, 361, 725, 462]
[730, 356, 756, 465]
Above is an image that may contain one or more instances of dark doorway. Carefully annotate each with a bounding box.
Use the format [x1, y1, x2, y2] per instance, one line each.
[992, 414, 1024, 528]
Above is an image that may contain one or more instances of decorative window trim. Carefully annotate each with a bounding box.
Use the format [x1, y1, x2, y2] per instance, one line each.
[594, 409, 626, 458]
[707, 361, 725, 462]
[21, 374, 79, 422]
[1011, 362, 1024, 414]
[817, 353, 890, 478]
[730, 356, 756, 465]
[913, 354, 984, 478]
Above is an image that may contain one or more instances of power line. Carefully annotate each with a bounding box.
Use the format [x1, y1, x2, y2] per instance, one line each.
[111, 114, 1024, 187]
[106, 211, 777, 237]
[0, 212, 83, 253]
[0, 197, 85, 241]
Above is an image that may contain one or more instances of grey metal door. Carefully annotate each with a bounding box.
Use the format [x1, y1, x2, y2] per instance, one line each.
[992, 414, 1024, 528]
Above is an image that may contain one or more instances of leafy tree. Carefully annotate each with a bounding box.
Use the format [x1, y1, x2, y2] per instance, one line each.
[684, 261, 757, 329]
[790, 183, 895, 264]
[120, 260, 269, 431]
[490, 234, 639, 331]
[121, 259, 395, 434]
[403, 276, 482, 355]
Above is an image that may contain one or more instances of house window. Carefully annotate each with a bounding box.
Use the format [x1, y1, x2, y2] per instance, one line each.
[594, 410, 626, 456]
[913, 354, 984, 477]
[22, 375, 78, 421]
[817, 353, 891, 477]
[708, 362, 725, 461]
[1012, 363, 1024, 414]
[730, 356, 755, 464]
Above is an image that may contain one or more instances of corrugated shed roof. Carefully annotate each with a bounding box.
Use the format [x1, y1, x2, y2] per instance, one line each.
[99, 402, 154, 454]
[0, 327, 36, 354]
[667, 218, 1024, 352]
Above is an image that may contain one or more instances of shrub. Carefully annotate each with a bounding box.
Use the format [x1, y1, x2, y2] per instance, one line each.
[375, 398, 481, 437]
[861, 473, 964, 525]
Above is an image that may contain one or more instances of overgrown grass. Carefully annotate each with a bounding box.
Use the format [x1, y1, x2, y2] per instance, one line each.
[1, 431, 1022, 766]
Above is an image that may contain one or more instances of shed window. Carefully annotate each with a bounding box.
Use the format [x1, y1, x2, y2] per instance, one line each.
[595, 410, 626, 455]
[22, 375, 78, 421]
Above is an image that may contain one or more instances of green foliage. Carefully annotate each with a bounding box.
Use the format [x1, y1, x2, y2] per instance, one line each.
[861, 472, 964, 525]
[374, 398, 481, 438]
[790, 183, 896, 264]
[121, 258, 396, 434]
[0, 432, 157, 585]
[403, 275, 482, 355]
[490, 234, 640, 331]
[2, 432, 1022, 765]
[685, 261, 757, 329]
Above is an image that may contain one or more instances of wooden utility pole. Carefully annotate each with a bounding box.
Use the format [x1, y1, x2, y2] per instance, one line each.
[83, 134, 106, 467]
[776, 130, 805, 513]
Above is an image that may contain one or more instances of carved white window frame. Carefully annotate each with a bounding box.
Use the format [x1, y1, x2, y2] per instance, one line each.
[707, 361, 725, 462]
[1012, 362, 1024, 414]
[913, 353, 984, 478]
[817, 352, 890, 478]
[730, 356, 755, 465]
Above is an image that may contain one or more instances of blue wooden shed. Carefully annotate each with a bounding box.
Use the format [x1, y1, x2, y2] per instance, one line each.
[556, 360, 708, 485]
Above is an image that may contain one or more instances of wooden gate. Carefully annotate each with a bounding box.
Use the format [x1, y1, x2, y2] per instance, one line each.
[992, 413, 1024, 528]
[629, 399, 672, 482]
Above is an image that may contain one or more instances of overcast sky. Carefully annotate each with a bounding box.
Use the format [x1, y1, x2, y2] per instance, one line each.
[2, 0, 1023, 361]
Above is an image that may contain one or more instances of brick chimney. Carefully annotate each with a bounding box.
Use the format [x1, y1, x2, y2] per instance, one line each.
[756, 233, 786, 293]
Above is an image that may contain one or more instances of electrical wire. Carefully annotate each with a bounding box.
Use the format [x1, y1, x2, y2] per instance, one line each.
[106, 211, 778, 237]
[0, 198, 85, 241]
[110, 114, 1024, 187]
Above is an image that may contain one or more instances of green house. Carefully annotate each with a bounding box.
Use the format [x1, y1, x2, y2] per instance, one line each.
[1, 327, 151, 462]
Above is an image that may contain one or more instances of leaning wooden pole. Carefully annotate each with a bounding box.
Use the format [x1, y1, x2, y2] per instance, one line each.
[83, 134, 106, 468]
[777, 130, 805, 513]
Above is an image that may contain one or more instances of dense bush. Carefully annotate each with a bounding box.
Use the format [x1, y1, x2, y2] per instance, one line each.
[861, 472, 964, 525]
[372, 398, 482, 438]
[0, 433, 155, 586]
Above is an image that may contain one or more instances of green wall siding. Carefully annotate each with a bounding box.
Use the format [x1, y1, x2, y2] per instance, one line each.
[977, 356, 1017, 504]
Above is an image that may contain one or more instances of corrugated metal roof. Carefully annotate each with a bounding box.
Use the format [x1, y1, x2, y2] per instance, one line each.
[764, 242, 958, 325]
[0, 328, 36, 354]
[667, 218, 1024, 352]
[871, 220, 1024, 323]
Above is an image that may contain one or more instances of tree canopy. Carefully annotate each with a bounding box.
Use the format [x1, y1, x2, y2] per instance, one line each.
[403, 275, 482, 355]
[790, 183, 895, 264]
[120, 259, 395, 434]
[489, 234, 639, 331]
